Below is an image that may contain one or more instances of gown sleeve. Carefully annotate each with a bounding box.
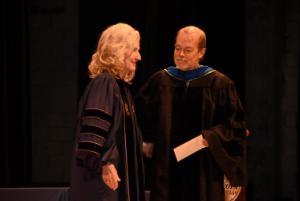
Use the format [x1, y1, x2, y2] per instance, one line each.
[202, 80, 248, 186]
[75, 75, 122, 171]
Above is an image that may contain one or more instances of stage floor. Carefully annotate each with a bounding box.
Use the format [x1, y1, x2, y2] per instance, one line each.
[0, 187, 150, 201]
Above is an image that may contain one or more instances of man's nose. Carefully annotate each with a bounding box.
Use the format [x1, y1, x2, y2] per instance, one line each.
[179, 50, 185, 56]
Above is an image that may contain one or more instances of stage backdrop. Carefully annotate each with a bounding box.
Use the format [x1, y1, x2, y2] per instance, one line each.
[1, 0, 299, 201]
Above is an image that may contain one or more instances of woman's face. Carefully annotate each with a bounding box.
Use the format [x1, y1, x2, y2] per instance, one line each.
[125, 41, 141, 72]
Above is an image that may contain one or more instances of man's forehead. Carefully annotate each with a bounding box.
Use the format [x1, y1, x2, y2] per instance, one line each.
[176, 32, 198, 44]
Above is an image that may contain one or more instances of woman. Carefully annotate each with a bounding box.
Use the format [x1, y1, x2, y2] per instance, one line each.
[70, 23, 145, 201]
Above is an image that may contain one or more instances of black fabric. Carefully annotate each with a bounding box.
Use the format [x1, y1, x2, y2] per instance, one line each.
[135, 68, 248, 201]
[118, 80, 146, 201]
[80, 125, 109, 138]
[83, 109, 113, 123]
[70, 72, 145, 201]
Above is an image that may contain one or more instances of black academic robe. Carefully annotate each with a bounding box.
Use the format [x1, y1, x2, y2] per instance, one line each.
[135, 68, 247, 201]
[70, 72, 145, 201]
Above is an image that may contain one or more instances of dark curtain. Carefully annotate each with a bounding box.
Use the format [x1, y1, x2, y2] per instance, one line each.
[0, 0, 245, 187]
[1, 0, 299, 200]
[0, 0, 31, 187]
[78, 0, 245, 99]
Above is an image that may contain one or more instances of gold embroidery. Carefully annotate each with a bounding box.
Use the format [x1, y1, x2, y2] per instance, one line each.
[224, 176, 241, 201]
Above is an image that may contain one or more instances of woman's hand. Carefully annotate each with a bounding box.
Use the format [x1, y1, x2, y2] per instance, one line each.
[102, 163, 121, 191]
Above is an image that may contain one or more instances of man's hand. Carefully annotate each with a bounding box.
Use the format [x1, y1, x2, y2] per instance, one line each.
[102, 163, 121, 191]
[142, 142, 154, 158]
[199, 134, 208, 147]
[245, 129, 250, 137]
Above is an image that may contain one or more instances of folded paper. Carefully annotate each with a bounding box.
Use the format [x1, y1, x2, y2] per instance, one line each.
[173, 134, 208, 162]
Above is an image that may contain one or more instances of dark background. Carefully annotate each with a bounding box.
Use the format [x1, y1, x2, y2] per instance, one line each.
[78, 0, 245, 97]
[1, 0, 299, 200]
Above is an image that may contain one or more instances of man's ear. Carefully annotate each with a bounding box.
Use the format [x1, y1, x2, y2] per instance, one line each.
[198, 48, 206, 60]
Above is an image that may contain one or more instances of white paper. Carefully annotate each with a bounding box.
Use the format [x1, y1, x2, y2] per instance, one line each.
[173, 134, 208, 162]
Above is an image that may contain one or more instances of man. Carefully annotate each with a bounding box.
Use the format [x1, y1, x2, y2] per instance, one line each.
[135, 26, 248, 201]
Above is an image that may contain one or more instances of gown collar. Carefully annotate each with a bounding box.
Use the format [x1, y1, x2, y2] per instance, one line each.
[165, 65, 215, 81]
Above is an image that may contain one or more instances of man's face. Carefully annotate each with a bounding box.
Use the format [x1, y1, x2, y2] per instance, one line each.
[173, 31, 204, 71]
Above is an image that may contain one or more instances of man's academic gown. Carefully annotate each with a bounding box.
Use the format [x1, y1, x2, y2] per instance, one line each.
[135, 66, 248, 201]
[70, 72, 145, 201]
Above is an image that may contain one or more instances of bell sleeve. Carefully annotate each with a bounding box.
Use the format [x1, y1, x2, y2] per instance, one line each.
[202, 80, 248, 186]
[75, 76, 122, 170]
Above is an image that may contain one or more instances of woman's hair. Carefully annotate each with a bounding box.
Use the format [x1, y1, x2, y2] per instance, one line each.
[88, 23, 140, 82]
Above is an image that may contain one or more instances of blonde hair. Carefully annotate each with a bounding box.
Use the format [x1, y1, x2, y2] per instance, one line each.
[88, 23, 140, 83]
